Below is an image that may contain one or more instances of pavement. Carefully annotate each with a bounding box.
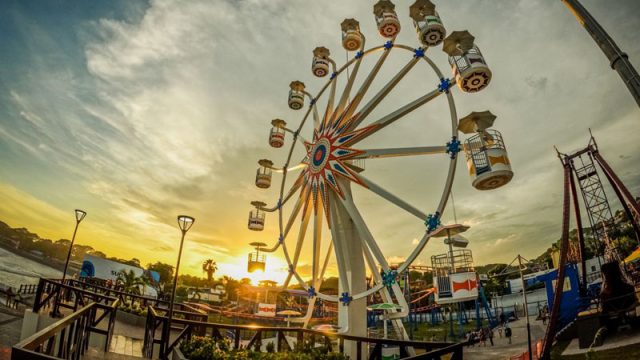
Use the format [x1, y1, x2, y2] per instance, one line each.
[463, 316, 546, 360]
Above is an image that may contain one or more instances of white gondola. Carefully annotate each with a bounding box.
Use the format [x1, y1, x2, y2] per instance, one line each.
[269, 119, 286, 148]
[443, 31, 491, 93]
[430, 224, 478, 305]
[312, 47, 331, 78]
[409, 0, 446, 47]
[458, 111, 513, 190]
[288, 81, 305, 110]
[255, 159, 273, 189]
[248, 201, 266, 231]
[373, 0, 401, 38]
[341, 18, 363, 51]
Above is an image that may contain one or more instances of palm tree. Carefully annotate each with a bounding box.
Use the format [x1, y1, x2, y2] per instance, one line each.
[116, 270, 147, 297]
[202, 259, 218, 283]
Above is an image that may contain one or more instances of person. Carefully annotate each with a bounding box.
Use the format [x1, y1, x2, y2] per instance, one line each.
[499, 311, 506, 325]
[497, 324, 503, 338]
[479, 328, 487, 347]
[504, 324, 512, 344]
[488, 327, 494, 346]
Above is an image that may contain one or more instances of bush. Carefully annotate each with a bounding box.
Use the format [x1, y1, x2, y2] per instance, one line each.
[179, 336, 347, 360]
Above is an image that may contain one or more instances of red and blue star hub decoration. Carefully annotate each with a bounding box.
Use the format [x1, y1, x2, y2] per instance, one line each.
[296, 116, 379, 225]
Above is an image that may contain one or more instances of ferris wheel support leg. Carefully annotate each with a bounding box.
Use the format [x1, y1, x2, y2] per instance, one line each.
[330, 190, 367, 359]
[312, 204, 324, 289]
[361, 243, 413, 349]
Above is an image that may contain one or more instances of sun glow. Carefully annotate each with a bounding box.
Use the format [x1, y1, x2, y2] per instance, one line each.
[217, 255, 289, 285]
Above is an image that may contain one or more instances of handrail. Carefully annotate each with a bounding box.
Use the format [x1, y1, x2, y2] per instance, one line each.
[144, 305, 464, 359]
[12, 303, 96, 360]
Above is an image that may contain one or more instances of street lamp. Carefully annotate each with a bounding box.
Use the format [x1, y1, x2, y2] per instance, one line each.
[53, 209, 86, 316]
[61, 209, 87, 281]
[166, 215, 194, 341]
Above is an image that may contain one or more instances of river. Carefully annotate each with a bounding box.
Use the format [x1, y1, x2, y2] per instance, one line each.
[0, 247, 62, 289]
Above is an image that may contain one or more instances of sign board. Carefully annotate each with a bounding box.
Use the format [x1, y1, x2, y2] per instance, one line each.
[435, 272, 478, 304]
[256, 303, 276, 317]
[80, 254, 157, 298]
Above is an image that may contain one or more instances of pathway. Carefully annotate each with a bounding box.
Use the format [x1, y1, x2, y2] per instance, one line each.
[463, 316, 545, 360]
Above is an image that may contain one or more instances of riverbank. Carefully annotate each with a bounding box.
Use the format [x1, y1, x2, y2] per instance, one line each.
[0, 241, 79, 275]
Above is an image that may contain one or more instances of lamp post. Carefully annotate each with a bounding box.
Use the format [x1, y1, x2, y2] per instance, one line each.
[166, 215, 194, 346]
[52, 209, 86, 317]
[517, 255, 533, 360]
[61, 209, 87, 281]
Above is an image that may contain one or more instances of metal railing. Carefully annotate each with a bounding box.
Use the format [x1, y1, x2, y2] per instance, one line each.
[143, 305, 465, 360]
[12, 282, 120, 360]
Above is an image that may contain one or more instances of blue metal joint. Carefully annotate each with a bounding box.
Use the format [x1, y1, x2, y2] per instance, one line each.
[438, 78, 452, 93]
[340, 292, 352, 306]
[355, 51, 364, 59]
[278, 234, 284, 244]
[330, 72, 338, 80]
[413, 48, 425, 58]
[446, 137, 461, 159]
[381, 269, 398, 287]
[309, 98, 316, 106]
[425, 212, 441, 233]
[288, 265, 294, 274]
[384, 41, 393, 50]
[307, 287, 316, 298]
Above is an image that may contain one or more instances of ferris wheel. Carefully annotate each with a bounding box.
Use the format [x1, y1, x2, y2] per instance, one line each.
[248, 0, 512, 340]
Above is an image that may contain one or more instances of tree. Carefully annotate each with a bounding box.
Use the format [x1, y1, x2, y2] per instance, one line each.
[147, 262, 174, 285]
[116, 270, 148, 298]
[202, 259, 218, 283]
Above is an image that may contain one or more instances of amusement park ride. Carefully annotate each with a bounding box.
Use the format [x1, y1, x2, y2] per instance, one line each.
[539, 133, 640, 358]
[246, 0, 513, 354]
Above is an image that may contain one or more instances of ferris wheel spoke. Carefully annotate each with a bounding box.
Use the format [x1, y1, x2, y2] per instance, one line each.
[329, 192, 351, 293]
[312, 103, 322, 131]
[336, 44, 393, 129]
[283, 198, 313, 288]
[352, 145, 447, 159]
[347, 57, 420, 131]
[282, 189, 306, 239]
[322, 67, 338, 129]
[312, 204, 323, 288]
[329, 45, 366, 127]
[352, 87, 443, 145]
[358, 174, 427, 220]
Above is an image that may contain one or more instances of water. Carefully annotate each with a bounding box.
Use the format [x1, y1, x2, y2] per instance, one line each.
[0, 247, 61, 289]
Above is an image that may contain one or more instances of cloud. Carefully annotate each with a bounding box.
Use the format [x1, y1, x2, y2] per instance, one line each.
[0, 0, 639, 280]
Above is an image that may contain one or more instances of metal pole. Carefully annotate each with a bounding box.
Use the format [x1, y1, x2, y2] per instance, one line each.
[518, 255, 533, 360]
[53, 219, 80, 316]
[61, 220, 80, 282]
[166, 231, 186, 343]
[562, 0, 640, 107]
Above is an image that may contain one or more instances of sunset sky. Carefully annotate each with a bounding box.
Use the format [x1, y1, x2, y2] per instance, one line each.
[1, 0, 638, 285]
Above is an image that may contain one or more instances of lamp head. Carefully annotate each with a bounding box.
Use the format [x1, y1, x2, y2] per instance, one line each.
[177, 215, 195, 232]
[75, 209, 87, 223]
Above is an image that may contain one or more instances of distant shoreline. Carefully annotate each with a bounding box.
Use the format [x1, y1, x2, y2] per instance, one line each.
[0, 241, 78, 275]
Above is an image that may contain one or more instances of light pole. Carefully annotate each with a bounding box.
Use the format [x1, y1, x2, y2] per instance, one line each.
[517, 255, 533, 360]
[61, 209, 87, 282]
[53, 209, 86, 317]
[166, 215, 194, 343]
